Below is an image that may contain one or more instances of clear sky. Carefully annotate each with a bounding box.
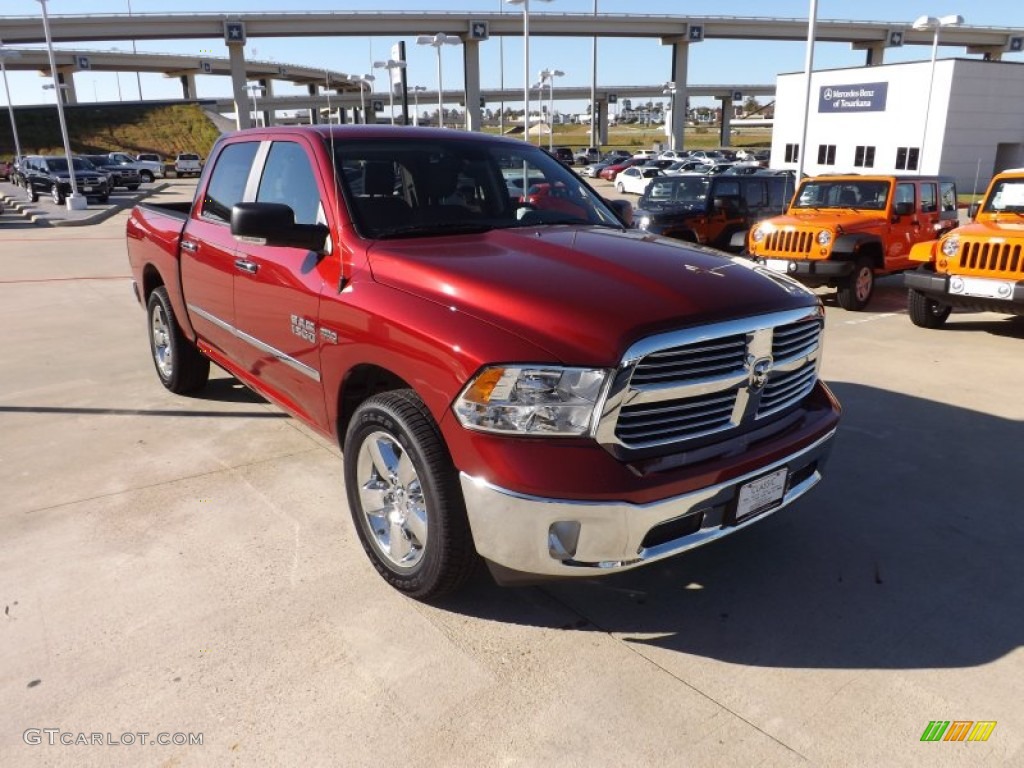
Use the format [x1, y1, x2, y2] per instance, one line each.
[1, 1, 1022, 111]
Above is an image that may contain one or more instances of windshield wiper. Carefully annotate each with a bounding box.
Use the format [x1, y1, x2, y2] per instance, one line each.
[374, 221, 495, 239]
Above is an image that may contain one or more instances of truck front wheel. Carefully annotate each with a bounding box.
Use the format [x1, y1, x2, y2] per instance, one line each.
[344, 390, 477, 600]
[146, 287, 210, 394]
[837, 257, 875, 311]
[908, 288, 952, 328]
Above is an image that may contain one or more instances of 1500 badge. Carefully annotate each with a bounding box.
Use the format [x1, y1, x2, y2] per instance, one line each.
[290, 315, 337, 344]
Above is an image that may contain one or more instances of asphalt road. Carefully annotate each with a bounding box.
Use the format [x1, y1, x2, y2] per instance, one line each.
[2, 181, 1022, 767]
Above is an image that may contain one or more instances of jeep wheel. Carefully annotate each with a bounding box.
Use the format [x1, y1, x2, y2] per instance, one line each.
[908, 289, 952, 329]
[147, 286, 210, 394]
[837, 258, 875, 311]
[344, 389, 477, 601]
[51, 184, 65, 205]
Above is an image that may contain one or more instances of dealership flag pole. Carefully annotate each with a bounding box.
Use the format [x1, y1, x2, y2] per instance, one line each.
[797, 0, 819, 180]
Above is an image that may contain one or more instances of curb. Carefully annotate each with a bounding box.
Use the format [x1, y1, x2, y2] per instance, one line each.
[1, 182, 170, 227]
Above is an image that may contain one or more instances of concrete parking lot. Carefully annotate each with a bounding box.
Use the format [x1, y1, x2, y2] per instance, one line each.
[1, 182, 1022, 767]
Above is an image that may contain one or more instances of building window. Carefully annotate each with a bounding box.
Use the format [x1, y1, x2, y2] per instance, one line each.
[817, 144, 836, 166]
[785, 143, 799, 163]
[854, 146, 876, 168]
[895, 147, 920, 171]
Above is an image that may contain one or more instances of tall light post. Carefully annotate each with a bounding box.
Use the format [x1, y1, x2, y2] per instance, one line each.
[0, 43, 24, 167]
[126, 0, 142, 99]
[590, 0, 598, 149]
[797, 0, 819, 180]
[662, 81, 677, 150]
[36, 0, 85, 210]
[539, 68, 564, 151]
[913, 13, 964, 175]
[410, 85, 427, 126]
[416, 33, 460, 129]
[506, 0, 554, 143]
[246, 83, 264, 127]
[372, 58, 406, 125]
[348, 74, 374, 124]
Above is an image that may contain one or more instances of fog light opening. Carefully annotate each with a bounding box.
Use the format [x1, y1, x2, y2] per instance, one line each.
[548, 521, 581, 561]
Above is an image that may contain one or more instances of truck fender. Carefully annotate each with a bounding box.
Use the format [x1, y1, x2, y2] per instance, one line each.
[832, 233, 883, 266]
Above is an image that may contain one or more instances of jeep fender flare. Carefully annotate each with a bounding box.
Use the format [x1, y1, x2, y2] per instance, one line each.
[832, 233, 884, 267]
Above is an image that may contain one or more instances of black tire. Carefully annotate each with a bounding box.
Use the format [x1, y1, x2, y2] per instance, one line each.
[616, 182, 625, 193]
[836, 257, 875, 311]
[127, 184, 140, 191]
[146, 286, 210, 394]
[908, 289, 952, 329]
[343, 389, 477, 600]
[51, 184, 64, 205]
[140, 171, 154, 183]
[97, 194, 110, 204]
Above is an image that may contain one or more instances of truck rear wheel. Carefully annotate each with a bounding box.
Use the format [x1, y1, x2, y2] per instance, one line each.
[146, 287, 210, 394]
[837, 257, 875, 311]
[343, 389, 477, 600]
[908, 288, 952, 328]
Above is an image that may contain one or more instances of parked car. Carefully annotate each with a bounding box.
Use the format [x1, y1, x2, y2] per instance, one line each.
[133, 152, 167, 181]
[126, 124, 840, 600]
[0, 158, 13, 181]
[573, 147, 601, 165]
[664, 160, 714, 175]
[658, 149, 689, 161]
[634, 172, 795, 253]
[599, 157, 643, 181]
[81, 154, 142, 190]
[174, 153, 203, 177]
[615, 166, 662, 195]
[632, 149, 658, 161]
[18, 154, 110, 204]
[546, 146, 575, 166]
[582, 160, 614, 178]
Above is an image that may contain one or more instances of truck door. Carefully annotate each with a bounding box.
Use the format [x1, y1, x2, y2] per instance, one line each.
[886, 181, 919, 271]
[231, 139, 329, 425]
[179, 140, 260, 360]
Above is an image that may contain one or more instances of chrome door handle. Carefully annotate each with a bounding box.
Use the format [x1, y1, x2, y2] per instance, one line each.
[234, 258, 258, 274]
[180, 239, 198, 252]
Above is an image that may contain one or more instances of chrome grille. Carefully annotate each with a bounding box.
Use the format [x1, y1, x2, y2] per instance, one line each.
[764, 229, 814, 256]
[598, 308, 823, 453]
[959, 240, 1024, 276]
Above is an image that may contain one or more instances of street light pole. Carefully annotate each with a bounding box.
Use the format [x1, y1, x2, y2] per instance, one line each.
[411, 85, 427, 126]
[416, 34, 460, 129]
[246, 83, 263, 127]
[372, 59, 407, 125]
[507, 0, 553, 144]
[348, 75, 374, 124]
[662, 81, 676, 151]
[796, 0, 819, 181]
[0, 43, 24, 167]
[36, 0, 85, 210]
[540, 68, 564, 151]
[126, 0, 142, 99]
[913, 14, 963, 176]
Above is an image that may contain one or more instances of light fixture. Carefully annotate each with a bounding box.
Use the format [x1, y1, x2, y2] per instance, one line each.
[912, 13, 964, 175]
[539, 68, 564, 151]
[348, 74, 374, 124]
[506, 0, 554, 143]
[410, 85, 427, 126]
[372, 58, 407, 125]
[416, 33, 461, 129]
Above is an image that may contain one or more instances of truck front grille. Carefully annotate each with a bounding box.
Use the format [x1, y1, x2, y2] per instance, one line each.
[764, 229, 814, 256]
[597, 310, 823, 454]
[958, 240, 1024, 277]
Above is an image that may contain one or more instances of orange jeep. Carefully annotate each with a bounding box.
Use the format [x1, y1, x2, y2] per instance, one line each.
[743, 174, 958, 310]
[905, 169, 1024, 327]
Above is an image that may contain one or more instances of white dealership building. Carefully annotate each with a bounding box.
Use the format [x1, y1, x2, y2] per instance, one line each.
[770, 59, 1024, 193]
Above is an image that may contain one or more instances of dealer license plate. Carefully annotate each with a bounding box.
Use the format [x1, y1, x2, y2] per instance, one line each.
[764, 259, 790, 274]
[736, 467, 788, 522]
[949, 275, 1013, 301]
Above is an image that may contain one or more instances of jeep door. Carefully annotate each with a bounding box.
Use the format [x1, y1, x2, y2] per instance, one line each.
[886, 181, 929, 272]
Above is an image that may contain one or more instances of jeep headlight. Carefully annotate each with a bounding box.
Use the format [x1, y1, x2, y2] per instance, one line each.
[817, 230, 832, 246]
[752, 225, 767, 243]
[455, 366, 609, 436]
[941, 235, 960, 257]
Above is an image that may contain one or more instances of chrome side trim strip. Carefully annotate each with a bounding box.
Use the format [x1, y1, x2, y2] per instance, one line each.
[187, 303, 321, 383]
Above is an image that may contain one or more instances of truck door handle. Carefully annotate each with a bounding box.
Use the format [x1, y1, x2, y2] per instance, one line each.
[234, 258, 259, 274]
[180, 239, 198, 252]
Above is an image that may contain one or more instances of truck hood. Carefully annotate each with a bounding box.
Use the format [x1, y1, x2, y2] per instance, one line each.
[366, 226, 816, 365]
[763, 210, 886, 233]
[957, 218, 1024, 236]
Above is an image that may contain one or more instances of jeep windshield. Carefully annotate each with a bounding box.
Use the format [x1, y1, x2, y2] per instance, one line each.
[330, 139, 622, 239]
[792, 180, 890, 210]
[984, 178, 1024, 214]
[639, 175, 710, 211]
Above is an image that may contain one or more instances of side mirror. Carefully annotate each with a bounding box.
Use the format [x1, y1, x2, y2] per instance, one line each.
[967, 202, 980, 220]
[607, 198, 633, 227]
[893, 201, 914, 217]
[231, 202, 328, 251]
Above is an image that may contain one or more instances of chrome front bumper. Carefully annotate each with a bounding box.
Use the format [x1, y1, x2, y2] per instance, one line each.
[461, 428, 836, 577]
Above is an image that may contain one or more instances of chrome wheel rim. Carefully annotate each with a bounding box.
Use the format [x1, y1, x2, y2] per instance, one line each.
[855, 267, 873, 302]
[150, 303, 173, 379]
[356, 431, 427, 570]
[51, 185, 61, 204]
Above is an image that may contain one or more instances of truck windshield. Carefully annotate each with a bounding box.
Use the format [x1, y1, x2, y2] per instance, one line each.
[641, 176, 710, 207]
[983, 178, 1024, 213]
[328, 139, 622, 239]
[792, 180, 890, 210]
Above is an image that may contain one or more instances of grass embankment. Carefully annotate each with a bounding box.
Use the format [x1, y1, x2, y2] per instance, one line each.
[488, 123, 773, 153]
[0, 102, 221, 159]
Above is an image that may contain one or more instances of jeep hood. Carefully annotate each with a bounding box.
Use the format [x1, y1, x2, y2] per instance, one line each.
[366, 226, 816, 365]
[766, 210, 887, 232]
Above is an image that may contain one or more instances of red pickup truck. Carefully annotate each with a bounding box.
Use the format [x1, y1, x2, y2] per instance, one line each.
[127, 125, 840, 600]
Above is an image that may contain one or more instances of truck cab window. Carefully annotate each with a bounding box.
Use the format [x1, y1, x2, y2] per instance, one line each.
[256, 141, 323, 226]
[201, 141, 259, 224]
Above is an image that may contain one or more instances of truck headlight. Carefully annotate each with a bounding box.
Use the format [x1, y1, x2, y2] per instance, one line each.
[817, 230, 832, 246]
[638, 215, 651, 230]
[941, 235, 960, 257]
[455, 366, 609, 436]
[752, 226, 767, 243]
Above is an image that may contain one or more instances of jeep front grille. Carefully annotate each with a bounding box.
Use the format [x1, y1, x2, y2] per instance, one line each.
[596, 309, 824, 453]
[764, 229, 814, 256]
[958, 240, 1024, 277]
